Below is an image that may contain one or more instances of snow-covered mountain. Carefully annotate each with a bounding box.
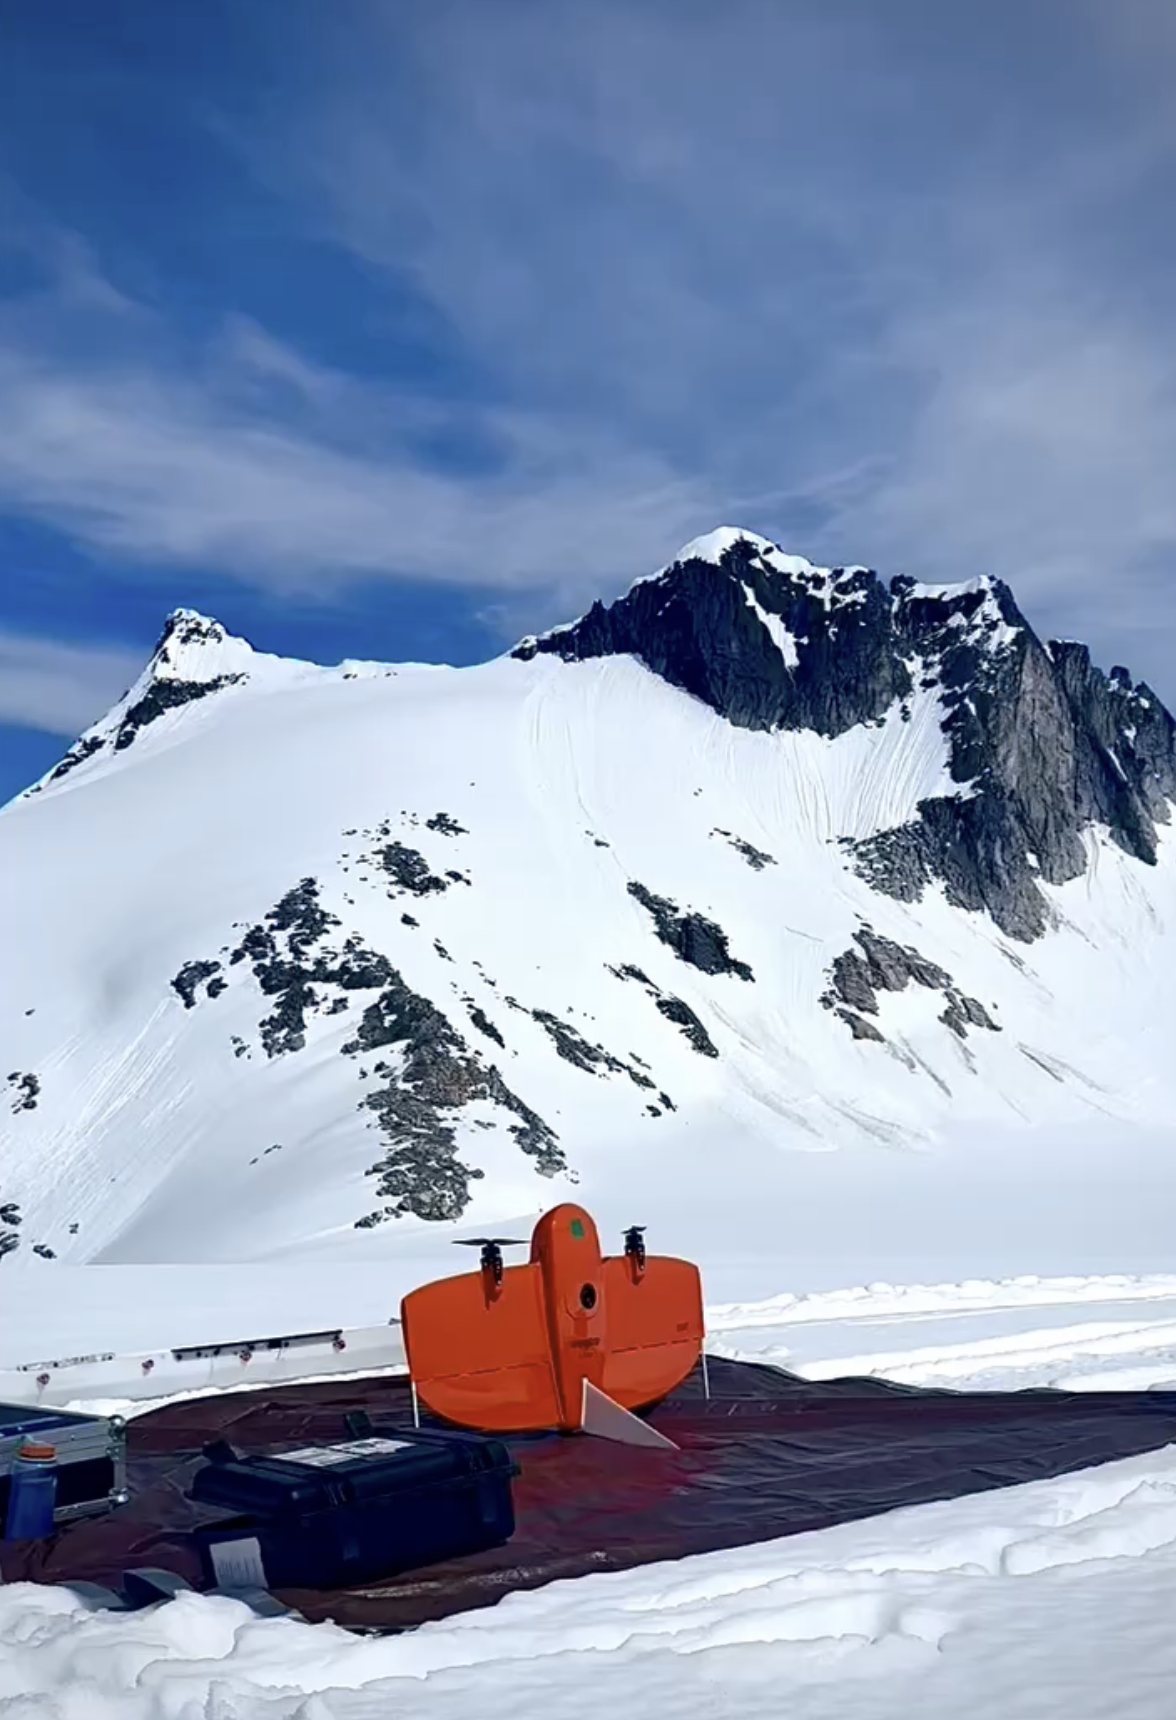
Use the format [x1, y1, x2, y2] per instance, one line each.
[3, 528, 1174, 1276]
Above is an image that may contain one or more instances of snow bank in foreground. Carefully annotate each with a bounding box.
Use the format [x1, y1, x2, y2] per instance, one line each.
[4, 1443, 1176, 1719]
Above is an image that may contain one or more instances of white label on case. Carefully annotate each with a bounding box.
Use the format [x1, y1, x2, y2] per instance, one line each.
[280, 1438, 414, 1467]
[209, 1535, 268, 1590]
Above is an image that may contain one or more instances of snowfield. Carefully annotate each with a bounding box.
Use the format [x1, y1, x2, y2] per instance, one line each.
[708, 1274, 1176, 1392]
[5, 1439, 1176, 1718]
[5, 1268, 1176, 1714]
[1, 589, 1174, 1282]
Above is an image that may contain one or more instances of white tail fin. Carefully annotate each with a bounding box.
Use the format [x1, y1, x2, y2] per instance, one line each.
[581, 1380, 679, 1450]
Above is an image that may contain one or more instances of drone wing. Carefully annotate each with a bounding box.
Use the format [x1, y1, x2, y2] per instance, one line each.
[599, 1254, 705, 1411]
[400, 1261, 560, 1433]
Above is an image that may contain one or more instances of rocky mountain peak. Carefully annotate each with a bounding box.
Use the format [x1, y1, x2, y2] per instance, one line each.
[24, 526, 1176, 948]
[29, 610, 257, 793]
[514, 528, 1176, 943]
[147, 609, 255, 684]
[514, 530, 901, 738]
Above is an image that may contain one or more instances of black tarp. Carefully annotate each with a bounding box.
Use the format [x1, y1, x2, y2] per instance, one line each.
[7, 1358, 1176, 1631]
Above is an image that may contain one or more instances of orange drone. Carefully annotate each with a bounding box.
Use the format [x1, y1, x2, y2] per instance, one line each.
[400, 1203, 705, 1447]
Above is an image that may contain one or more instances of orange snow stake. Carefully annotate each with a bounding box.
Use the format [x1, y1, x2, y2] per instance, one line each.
[400, 1203, 704, 1443]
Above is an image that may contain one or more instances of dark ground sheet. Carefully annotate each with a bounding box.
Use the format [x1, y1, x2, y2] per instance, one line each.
[7, 1358, 1176, 1631]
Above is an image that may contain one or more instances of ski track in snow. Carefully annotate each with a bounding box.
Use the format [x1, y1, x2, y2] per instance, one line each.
[702, 1274, 1176, 1391]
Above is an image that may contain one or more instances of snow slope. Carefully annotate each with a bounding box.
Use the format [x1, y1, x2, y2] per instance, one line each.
[1, 534, 1174, 1302]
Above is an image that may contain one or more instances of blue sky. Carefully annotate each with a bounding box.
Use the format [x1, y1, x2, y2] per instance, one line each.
[2, 0, 1175, 802]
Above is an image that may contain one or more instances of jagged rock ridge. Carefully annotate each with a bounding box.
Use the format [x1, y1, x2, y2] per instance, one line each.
[517, 534, 1176, 941]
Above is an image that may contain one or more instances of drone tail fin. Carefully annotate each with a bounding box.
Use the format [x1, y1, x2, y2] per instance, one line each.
[580, 1380, 679, 1450]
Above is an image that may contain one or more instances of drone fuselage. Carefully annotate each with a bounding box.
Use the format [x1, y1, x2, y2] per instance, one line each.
[400, 1202, 704, 1433]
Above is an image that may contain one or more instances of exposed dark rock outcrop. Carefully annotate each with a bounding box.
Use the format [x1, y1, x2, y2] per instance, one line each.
[155, 611, 233, 659]
[614, 963, 652, 986]
[30, 613, 244, 789]
[481, 1071, 562, 1168]
[608, 964, 720, 1057]
[940, 992, 1000, 1038]
[822, 927, 999, 1042]
[530, 1009, 656, 1090]
[178, 879, 562, 1223]
[172, 961, 224, 1009]
[372, 842, 452, 897]
[627, 881, 754, 981]
[712, 828, 776, 870]
[467, 1005, 505, 1047]
[344, 975, 562, 1222]
[0, 1200, 22, 1263]
[217, 880, 399, 1057]
[426, 811, 467, 836]
[7, 1072, 40, 1113]
[113, 673, 244, 752]
[515, 533, 1176, 941]
[653, 996, 720, 1057]
[178, 880, 388, 1056]
[46, 734, 106, 784]
[835, 928, 951, 1003]
[515, 539, 900, 736]
[224, 880, 385, 1057]
[261, 876, 344, 960]
[842, 1011, 885, 1043]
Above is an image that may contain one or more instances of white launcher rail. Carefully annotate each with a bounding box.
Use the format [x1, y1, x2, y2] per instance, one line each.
[0, 1320, 408, 1411]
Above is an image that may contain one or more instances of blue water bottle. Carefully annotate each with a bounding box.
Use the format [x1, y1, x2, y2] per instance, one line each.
[4, 1441, 58, 1540]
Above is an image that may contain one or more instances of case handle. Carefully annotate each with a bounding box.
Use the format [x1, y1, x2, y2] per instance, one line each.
[201, 1439, 238, 1466]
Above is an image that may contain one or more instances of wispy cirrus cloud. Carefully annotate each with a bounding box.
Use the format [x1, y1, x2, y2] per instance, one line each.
[0, 281, 723, 615]
[239, 0, 1176, 673]
[1, 0, 1176, 688]
[0, 626, 141, 735]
